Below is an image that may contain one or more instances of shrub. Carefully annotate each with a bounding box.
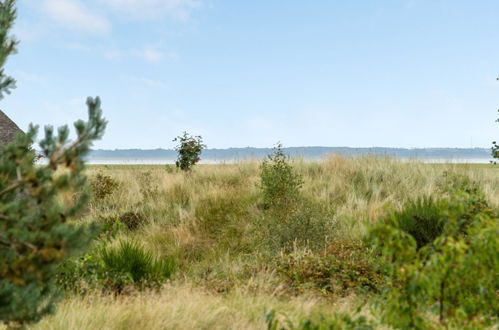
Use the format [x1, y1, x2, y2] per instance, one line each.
[99, 241, 176, 292]
[90, 172, 119, 200]
[259, 143, 303, 212]
[173, 131, 206, 171]
[276, 241, 382, 296]
[369, 179, 499, 328]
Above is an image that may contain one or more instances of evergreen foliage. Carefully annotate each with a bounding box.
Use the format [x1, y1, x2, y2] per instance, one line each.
[0, 0, 17, 100]
[0, 1, 107, 325]
[0, 98, 107, 325]
[173, 131, 206, 171]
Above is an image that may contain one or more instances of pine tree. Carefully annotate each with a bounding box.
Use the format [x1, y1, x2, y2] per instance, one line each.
[0, 0, 107, 326]
[0, 0, 17, 100]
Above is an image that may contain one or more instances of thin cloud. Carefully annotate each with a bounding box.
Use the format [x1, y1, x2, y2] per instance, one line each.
[97, 0, 203, 21]
[103, 48, 123, 60]
[134, 46, 164, 62]
[140, 77, 166, 88]
[42, 0, 111, 35]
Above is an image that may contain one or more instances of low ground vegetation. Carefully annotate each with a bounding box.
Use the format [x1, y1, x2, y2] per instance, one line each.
[2, 155, 498, 329]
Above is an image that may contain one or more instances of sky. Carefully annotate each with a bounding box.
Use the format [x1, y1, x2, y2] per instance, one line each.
[2, 0, 499, 149]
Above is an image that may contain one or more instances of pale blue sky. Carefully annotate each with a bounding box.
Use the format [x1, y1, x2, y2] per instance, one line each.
[2, 0, 499, 149]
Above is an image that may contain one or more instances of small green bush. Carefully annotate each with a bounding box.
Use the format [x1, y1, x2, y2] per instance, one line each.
[90, 172, 119, 200]
[258, 143, 319, 252]
[259, 143, 303, 212]
[173, 132, 206, 171]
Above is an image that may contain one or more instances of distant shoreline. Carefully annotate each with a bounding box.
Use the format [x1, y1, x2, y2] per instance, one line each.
[84, 158, 493, 165]
[84, 147, 493, 164]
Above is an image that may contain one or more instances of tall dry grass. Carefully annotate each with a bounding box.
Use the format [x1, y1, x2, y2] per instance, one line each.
[30, 284, 360, 330]
[23, 157, 498, 329]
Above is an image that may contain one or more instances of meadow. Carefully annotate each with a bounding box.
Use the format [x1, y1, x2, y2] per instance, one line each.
[27, 156, 499, 330]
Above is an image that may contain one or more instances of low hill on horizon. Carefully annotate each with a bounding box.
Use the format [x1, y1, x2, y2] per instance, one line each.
[88, 147, 492, 163]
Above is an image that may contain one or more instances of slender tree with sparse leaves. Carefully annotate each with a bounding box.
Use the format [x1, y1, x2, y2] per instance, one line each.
[0, 0, 107, 326]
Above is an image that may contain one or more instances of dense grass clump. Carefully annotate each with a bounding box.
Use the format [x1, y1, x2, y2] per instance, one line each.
[58, 241, 176, 294]
[382, 197, 447, 249]
[100, 241, 176, 292]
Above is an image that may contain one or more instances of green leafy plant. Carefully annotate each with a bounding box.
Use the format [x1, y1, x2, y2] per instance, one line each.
[258, 144, 324, 251]
[260, 143, 303, 212]
[173, 131, 206, 171]
[369, 179, 499, 329]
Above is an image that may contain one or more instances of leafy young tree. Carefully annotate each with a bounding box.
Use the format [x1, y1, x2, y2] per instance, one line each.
[259, 142, 303, 211]
[0, 0, 107, 325]
[173, 131, 206, 171]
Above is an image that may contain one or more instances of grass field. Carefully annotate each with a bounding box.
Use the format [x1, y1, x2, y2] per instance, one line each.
[27, 157, 498, 329]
